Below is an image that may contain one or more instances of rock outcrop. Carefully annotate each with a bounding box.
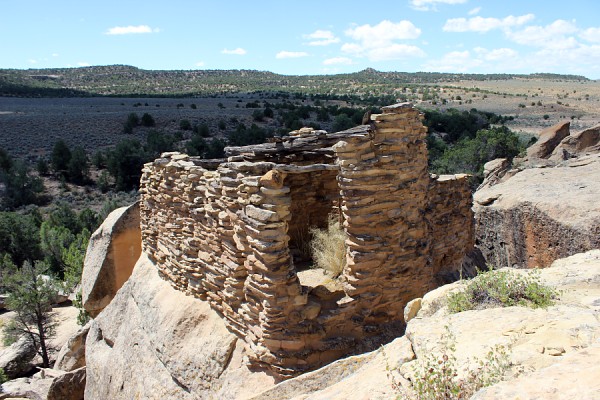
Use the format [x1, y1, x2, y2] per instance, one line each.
[472, 346, 600, 399]
[53, 323, 89, 372]
[550, 124, 600, 161]
[0, 336, 37, 379]
[81, 202, 141, 317]
[46, 367, 86, 400]
[0, 376, 54, 400]
[525, 121, 570, 160]
[84, 253, 276, 400]
[0, 367, 85, 400]
[0, 368, 63, 400]
[474, 153, 600, 268]
[248, 250, 600, 400]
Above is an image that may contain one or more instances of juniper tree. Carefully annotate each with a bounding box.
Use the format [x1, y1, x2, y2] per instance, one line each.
[3, 261, 58, 368]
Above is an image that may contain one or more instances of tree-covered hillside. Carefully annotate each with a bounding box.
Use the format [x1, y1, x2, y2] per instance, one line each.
[0, 65, 588, 98]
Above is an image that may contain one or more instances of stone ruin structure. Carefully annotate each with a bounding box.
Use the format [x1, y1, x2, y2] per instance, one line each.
[139, 103, 474, 376]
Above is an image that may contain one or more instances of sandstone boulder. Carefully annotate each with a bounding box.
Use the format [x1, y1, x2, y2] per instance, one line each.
[84, 253, 275, 400]
[53, 322, 90, 371]
[47, 367, 86, 400]
[0, 368, 83, 400]
[550, 124, 600, 161]
[81, 202, 141, 317]
[0, 336, 37, 379]
[474, 153, 600, 268]
[0, 374, 54, 400]
[526, 121, 570, 159]
[0, 377, 50, 400]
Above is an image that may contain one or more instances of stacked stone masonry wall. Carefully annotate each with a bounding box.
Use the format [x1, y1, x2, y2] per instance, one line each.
[139, 103, 474, 376]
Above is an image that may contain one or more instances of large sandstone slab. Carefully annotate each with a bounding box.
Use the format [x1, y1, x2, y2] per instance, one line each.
[251, 336, 414, 400]
[472, 345, 600, 399]
[550, 124, 600, 161]
[47, 367, 86, 400]
[53, 323, 89, 372]
[526, 121, 570, 159]
[248, 250, 600, 399]
[84, 253, 275, 400]
[474, 153, 600, 268]
[81, 202, 141, 317]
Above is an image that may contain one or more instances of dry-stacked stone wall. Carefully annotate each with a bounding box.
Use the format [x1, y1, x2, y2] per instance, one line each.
[427, 174, 475, 282]
[139, 103, 474, 376]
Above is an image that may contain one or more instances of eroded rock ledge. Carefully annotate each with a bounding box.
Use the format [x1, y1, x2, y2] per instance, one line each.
[475, 153, 600, 268]
[84, 253, 275, 400]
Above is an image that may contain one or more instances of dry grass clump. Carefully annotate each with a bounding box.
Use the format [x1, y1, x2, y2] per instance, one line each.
[410, 327, 509, 400]
[309, 215, 346, 277]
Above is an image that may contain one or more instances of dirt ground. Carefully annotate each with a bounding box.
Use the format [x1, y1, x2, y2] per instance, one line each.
[426, 78, 600, 135]
[0, 95, 289, 160]
[1, 79, 598, 160]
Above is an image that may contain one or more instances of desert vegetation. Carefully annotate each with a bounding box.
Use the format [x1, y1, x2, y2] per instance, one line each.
[392, 327, 511, 400]
[0, 66, 588, 98]
[385, 268, 557, 399]
[447, 268, 557, 313]
[309, 215, 347, 277]
[2, 261, 60, 368]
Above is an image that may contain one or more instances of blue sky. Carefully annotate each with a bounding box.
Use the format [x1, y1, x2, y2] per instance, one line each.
[2, 0, 600, 78]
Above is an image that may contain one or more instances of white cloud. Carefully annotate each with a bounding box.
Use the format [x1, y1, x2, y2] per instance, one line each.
[468, 7, 481, 15]
[221, 48, 247, 55]
[28, 59, 37, 64]
[580, 27, 600, 43]
[506, 19, 578, 48]
[303, 30, 339, 46]
[423, 50, 476, 72]
[529, 43, 600, 75]
[346, 20, 421, 44]
[105, 25, 159, 35]
[77, 62, 90, 67]
[484, 20, 600, 76]
[342, 20, 424, 61]
[410, 0, 467, 11]
[424, 47, 523, 73]
[52, 53, 59, 57]
[444, 14, 534, 33]
[276, 51, 309, 59]
[323, 57, 353, 65]
[195, 61, 205, 67]
[474, 47, 518, 61]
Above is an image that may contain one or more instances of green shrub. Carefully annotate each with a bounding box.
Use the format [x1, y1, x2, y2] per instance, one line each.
[431, 126, 523, 181]
[97, 171, 110, 193]
[72, 291, 90, 326]
[141, 112, 155, 127]
[309, 215, 346, 277]
[448, 268, 557, 313]
[179, 119, 192, 131]
[123, 112, 140, 133]
[0, 367, 7, 384]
